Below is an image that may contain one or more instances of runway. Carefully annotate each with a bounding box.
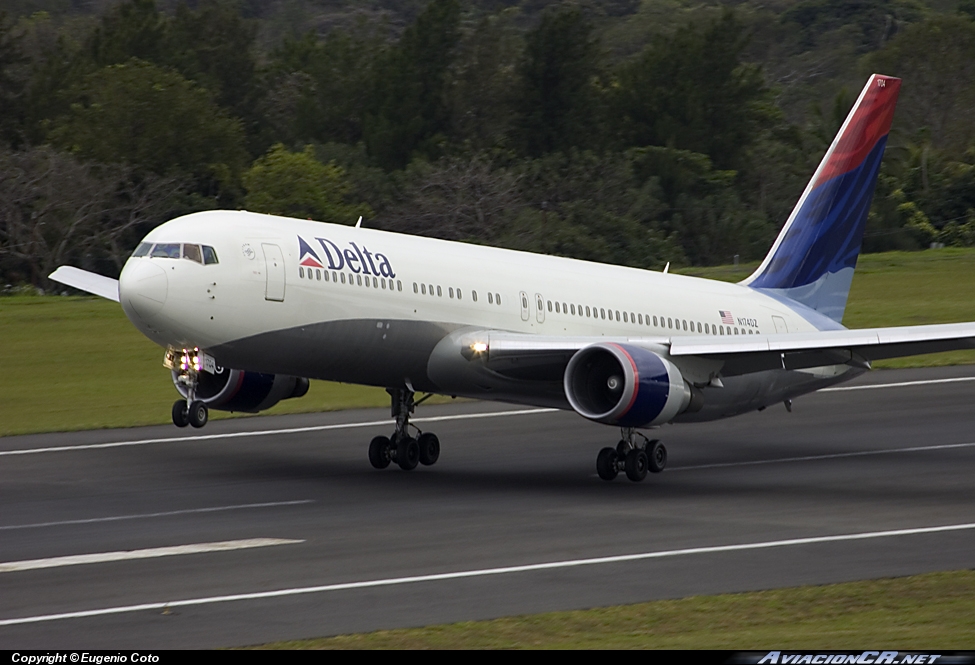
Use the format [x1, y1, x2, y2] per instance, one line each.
[1, 365, 974, 648]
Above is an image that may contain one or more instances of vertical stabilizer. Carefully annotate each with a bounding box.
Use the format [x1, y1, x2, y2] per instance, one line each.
[742, 74, 901, 323]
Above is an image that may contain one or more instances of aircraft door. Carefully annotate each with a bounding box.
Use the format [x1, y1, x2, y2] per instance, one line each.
[262, 243, 286, 302]
[535, 293, 545, 323]
[519, 291, 530, 321]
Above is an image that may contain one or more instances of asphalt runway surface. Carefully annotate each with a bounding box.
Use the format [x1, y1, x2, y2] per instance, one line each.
[2, 365, 975, 648]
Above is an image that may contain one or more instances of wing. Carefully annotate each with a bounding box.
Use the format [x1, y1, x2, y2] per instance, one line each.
[49, 266, 120, 302]
[464, 322, 975, 382]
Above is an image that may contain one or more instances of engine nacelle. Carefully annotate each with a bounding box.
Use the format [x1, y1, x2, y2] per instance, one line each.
[172, 367, 309, 413]
[564, 343, 699, 427]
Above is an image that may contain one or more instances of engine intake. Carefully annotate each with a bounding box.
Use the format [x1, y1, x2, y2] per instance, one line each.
[173, 367, 309, 413]
[564, 343, 698, 427]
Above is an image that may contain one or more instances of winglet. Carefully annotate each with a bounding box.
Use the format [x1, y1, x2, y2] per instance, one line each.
[741, 74, 901, 323]
[49, 266, 120, 302]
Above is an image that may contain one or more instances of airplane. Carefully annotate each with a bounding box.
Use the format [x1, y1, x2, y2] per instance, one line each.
[50, 74, 975, 482]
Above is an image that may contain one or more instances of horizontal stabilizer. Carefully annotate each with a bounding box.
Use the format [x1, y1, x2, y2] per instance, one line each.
[49, 266, 120, 302]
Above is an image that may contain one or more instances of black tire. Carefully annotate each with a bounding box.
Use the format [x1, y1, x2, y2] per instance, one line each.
[368, 435, 391, 469]
[648, 440, 667, 473]
[172, 400, 189, 428]
[396, 436, 419, 471]
[616, 439, 628, 458]
[625, 449, 649, 482]
[188, 400, 208, 428]
[417, 432, 440, 466]
[596, 447, 619, 481]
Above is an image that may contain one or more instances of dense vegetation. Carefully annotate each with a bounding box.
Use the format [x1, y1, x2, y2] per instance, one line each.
[3, 0, 975, 288]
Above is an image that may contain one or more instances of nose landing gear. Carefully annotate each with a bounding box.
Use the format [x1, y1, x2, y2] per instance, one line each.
[166, 347, 209, 428]
[368, 388, 440, 471]
[596, 428, 666, 482]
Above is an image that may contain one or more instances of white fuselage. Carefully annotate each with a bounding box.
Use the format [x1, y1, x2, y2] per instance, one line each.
[119, 211, 855, 418]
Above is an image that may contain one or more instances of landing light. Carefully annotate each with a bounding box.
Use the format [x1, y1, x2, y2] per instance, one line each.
[471, 342, 488, 354]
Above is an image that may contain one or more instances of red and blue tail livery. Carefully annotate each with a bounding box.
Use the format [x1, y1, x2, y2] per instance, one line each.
[743, 74, 901, 324]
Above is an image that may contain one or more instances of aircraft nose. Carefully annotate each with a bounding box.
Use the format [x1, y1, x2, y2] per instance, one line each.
[119, 259, 168, 319]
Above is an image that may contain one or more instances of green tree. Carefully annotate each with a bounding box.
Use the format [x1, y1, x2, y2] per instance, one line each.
[364, 0, 461, 170]
[87, 0, 167, 68]
[48, 59, 247, 200]
[512, 6, 601, 157]
[243, 144, 371, 223]
[868, 15, 975, 154]
[0, 12, 27, 147]
[612, 10, 774, 171]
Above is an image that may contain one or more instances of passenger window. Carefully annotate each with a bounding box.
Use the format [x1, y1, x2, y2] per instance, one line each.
[555, 302, 560, 313]
[332, 272, 337, 282]
[132, 242, 152, 257]
[668, 318, 673, 329]
[373, 276, 378, 288]
[571, 304, 576, 315]
[437, 285, 442, 297]
[488, 292, 494, 304]
[397, 280, 402, 291]
[357, 275, 362, 286]
[151, 243, 180, 259]
[341, 273, 346, 284]
[182, 244, 202, 264]
[428, 284, 434, 295]
[548, 301, 552, 312]
[496, 293, 501, 305]
[600, 308, 605, 319]
[202, 245, 218, 264]
[472, 291, 478, 302]
[456, 287, 461, 300]
[586, 306, 591, 317]
[449, 287, 454, 298]
[414, 282, 418, 293]
[421, 284, 426, 295]
[653, 316, 658, 326]
[299, 267, 305, 278]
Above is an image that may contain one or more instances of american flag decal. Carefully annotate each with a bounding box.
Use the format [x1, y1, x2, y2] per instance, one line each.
[719, 310, 734, 325]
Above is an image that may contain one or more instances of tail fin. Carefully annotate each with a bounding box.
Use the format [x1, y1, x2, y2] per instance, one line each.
[742, 74, 901, 323]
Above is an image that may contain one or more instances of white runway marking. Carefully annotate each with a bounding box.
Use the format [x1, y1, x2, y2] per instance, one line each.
[671, 441, 975, 471]
[820, 376, 975, 392]
[1, 375, 971, 458]
[0, 538, 302, 574]
[1, 522, 972, 627]
[0, 408, 557, 456]
[0, 500, 314, 531]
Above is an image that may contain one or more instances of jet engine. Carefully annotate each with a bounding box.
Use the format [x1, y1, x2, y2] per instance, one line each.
[563, 343, 701, 427]
[172, 367, 309, 413]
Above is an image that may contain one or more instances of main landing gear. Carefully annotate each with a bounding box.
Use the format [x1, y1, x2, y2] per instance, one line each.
[368, 388, 440, 471]
[596, 428, 666, 482]
[169, 347, 208, 429]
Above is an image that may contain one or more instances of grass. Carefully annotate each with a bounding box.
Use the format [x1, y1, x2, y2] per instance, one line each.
[2, 247, 974, 436]
[255, 569, 975, 649]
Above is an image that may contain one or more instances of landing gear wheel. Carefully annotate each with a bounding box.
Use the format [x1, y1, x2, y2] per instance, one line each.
[188, 400, 208, 428]
[596, 447, 619, 481]
[369, 436, 391, 469]
[396, 436, 419, 471]
[417, 432, 440, 466]
[625, 449, 649, 482]
[172, 400, 189, 428]
[648, 440, 667, 473]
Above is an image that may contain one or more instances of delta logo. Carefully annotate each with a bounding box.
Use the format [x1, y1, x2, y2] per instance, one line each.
[298, 236, 396, 278]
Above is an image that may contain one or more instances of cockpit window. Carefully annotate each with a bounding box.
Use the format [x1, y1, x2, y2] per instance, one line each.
[182, 243, 203, 264]
[132, 242, 152, 258]
[202, 245, 219, 265]
[150, 243, 181, 259]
